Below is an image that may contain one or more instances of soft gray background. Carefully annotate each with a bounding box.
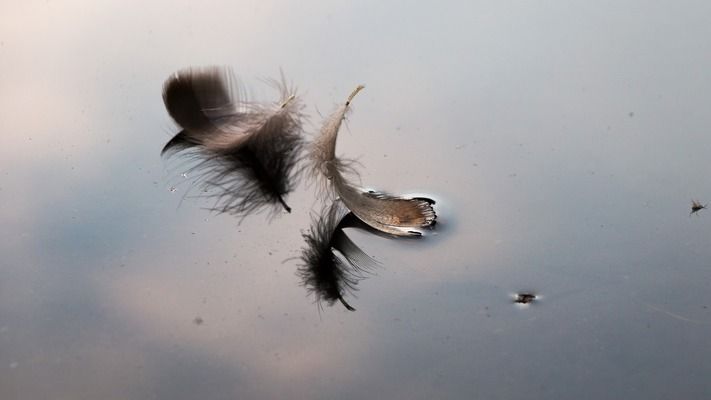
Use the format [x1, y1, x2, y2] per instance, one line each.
[2, 1, 711, 399]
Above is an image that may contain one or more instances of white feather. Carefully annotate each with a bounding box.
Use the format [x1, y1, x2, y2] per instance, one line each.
[310, 86, 436, 236]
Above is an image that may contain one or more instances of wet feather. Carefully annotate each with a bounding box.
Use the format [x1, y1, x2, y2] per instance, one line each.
[310, 86, 436, 236]
[161, 66, 304, 216]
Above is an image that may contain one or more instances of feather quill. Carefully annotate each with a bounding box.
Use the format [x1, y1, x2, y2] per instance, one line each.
[297, 200, 378, 311]
[161, 66, 304, 216]
[310, 86, 436, 236]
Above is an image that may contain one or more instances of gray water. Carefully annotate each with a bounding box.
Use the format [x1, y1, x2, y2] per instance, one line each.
[2, 1, 711, 399]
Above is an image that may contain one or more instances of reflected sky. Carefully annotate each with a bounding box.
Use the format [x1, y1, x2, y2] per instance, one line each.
[2, 1, 711, 399]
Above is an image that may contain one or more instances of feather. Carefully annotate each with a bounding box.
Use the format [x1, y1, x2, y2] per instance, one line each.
[161, 66, 304, 216]
[297, 200, 379, 311]
[310, 86, 436, 236]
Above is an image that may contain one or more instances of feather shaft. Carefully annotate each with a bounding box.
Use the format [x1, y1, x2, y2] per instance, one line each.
[310, 86, 436, 236]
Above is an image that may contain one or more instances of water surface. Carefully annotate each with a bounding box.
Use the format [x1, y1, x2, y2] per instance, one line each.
[2, 1, 711, 399]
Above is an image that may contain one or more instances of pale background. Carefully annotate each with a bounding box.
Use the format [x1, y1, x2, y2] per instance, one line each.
[1, 1, 710, 399]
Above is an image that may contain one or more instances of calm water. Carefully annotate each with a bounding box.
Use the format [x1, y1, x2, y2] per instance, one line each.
[2, 1, 711, 399]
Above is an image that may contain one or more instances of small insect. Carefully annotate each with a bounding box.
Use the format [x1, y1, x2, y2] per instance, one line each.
[690, 199, 707, 216]
[514, 293, 536, 304]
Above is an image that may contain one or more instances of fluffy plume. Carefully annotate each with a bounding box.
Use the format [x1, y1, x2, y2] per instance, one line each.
[161, 66, 304, 217]
[297, 200, 379, 311]
[310, 86, 436, 236]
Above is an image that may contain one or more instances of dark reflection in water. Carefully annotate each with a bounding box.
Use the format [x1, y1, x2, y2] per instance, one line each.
[297, 199, 436, 311]
[297, 201, 378, 311]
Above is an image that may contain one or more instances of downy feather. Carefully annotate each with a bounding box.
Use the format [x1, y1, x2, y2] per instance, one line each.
[310, 86, 436, 236]
[161, 66, 304, 216]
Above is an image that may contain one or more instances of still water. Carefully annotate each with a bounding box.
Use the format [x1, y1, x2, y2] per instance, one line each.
[2, 1, 710, 399]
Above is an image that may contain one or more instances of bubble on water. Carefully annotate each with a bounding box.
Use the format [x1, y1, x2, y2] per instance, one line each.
[169, 187, 177, 193]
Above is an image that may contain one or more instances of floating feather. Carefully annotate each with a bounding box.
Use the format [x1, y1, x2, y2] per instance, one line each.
[310, 86, 436, 236]
[161, 66, 304, 216]
[297, 200, 379, 311]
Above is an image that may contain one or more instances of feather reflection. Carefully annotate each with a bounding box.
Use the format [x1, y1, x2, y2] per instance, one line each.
[297, 201, 380, 311]
[297, 196, 435, 311]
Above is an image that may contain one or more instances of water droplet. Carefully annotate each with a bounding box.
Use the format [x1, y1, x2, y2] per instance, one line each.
[181, 173, 188, 178]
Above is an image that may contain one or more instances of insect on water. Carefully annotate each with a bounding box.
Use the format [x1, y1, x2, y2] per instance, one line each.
[690, 199, 707, 216]
[514, 293, 536, 304]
